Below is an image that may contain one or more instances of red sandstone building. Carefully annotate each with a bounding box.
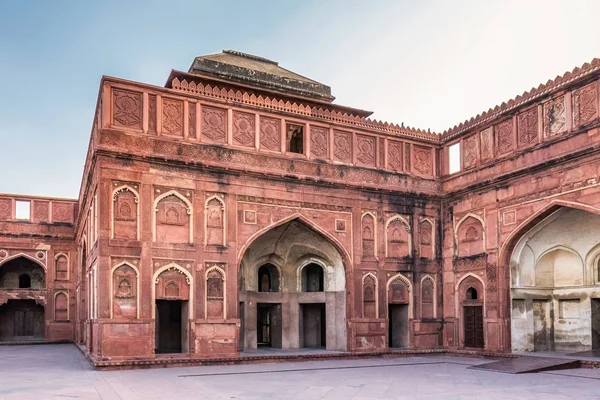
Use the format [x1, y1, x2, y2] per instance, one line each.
[1, 51, 599, 366]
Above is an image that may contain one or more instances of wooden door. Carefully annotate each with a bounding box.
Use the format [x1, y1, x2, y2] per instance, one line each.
[464, 306, 483, 348]
[14, 310, 34, 337]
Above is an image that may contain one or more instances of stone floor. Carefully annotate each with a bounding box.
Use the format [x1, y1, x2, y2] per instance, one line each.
[0, 345, 600, 399]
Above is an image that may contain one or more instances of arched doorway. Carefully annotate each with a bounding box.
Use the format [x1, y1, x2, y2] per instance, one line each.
[238, 218, 347, 351]
[509, 207, 600, 352]
[0, 256, 46, 341]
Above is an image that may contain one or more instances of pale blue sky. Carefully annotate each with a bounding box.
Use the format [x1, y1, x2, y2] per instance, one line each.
[1, 0, 599, 198]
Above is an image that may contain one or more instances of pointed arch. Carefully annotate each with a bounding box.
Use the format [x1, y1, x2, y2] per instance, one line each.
[0, 253, 47, 271]
[420, 274, 436, 319]
[419, 217, 435, 259]
[387, 273, 413, 319]
[152, 190, 193, 243]
[54, 290, 69, 321]
[112, 185, 140, 240]
[205, 195, 226, 246]
[54, 252, 69, 281]
[205, 265, 226, 319]
[296, 257, 328, 292]
[455, 272, 486, 315]
[385, 214, 412, 257]
[362, 272, 378, 318]
[454, 213, 486, 256]
[109, 262, 140, 319]
[151, 263, 194, 318]
[361, 212, 377, 258]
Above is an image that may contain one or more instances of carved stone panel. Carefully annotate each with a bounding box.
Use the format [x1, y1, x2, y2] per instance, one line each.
[206, 197, 225, 246]
[413, 145, 433, 176]
[573, 81, 598, 128]
[356, 134, 376, 167]
[363, 275, 377, 318]
[33, 201, 49, 222]
[310, 126, 329, 159]
[495, 119, 513, 155]
[362, 214, 375, 258]
[155, 194, 190, 243]
[112, 264, 137, 319]
[544, 95, 566, 136]
[388, 140, 403, 172]
[517, 107, 538, 147]
[479, 127, 493, 161]
[53, 203, 72, 223]
[232, 111, 255, 148]
[162, 98, 183, 136]
[206, 267, 225, 319]
[387, 218, 410, 258]
[463, 135, 478, 169]
[421, 278, 434, 318]
[155, 267, 190, 301]
[388, 278, 408, 304]
[148, 95, 157, 134]
[420, 219, 433, 259]
[333, 130, 352, 163]
[457, 217, 485, 257]
[113, 187, 137, 240]
[0, 198, 12, 220]
[188, 102, 196, 139]
[202, 106, 227, 143]
[260, 117, 281, 151]
[113, 89, 142, 129]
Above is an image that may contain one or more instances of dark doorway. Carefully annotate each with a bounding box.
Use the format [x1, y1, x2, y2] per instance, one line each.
[592, 299, 600, 350]
[0, 300, 45, 340]
[301, 303, 326, 348]
[388, 304, 409, 348]
[257, 303, 282, 348]
[155, 300, 183, 353]
[464, 306, 484, 348]
[302, 264, 324, 292]
[533, 300, 552, 351]
[18, 274, 31, 289]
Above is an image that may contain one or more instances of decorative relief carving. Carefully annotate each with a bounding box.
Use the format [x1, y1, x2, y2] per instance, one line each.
[419, 219, 433, 259]
[206, 266, 225, 319]
[479, 127, 493, 160]
[413, 145, 432, 175]
[378, 138, 385, 169]
[362, 213, 376, 258]
[206, 196, 225, 246]
[405, 143, 411, 172]
[113, 89, 142, 128]
[0, 199, 11, 220]
[421, 277, 434, 319]
[112, 264, 137, 319]
[113, 186, 138, 240]
[243, 210, 256, 224]
[388, 277, 409, 304]
[544, 96, 566, 136]
[33, 202, 49, 222]
[463, 135, 478, 169]
[155, 266, 190, 300]
[335, 219, 346, 232]
[495, 119, 513, 155]
[456, 216, 485, 257]
[387, 216, 410, 258]
[502, 209, 516, 226]
[232, 111, 255, 147]
[310, 126, 329, 159]
[517, 107, 538, 146]
[363, 274, 377, 318]
[237, 195, 351, 212]
[333, 130, 352, 163]
[202, 106, 227, 142]
[155, 193, 191, 243]
[53, 203, 71, 223]
[388, 140, 403, 171]
[573, 82, 598, 127]
[148, 95, 157, 133]
[188, 102, 196, 138]
[162, 98, 183, 135]
[356, 134, 376, 167]
[260, 117, 281, 151]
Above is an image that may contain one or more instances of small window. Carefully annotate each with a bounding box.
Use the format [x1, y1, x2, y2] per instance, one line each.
[449, 143, 461, 174]
[466, 287, 478, 300]
[302, 263, 324, 292]
[19, 274, 31, 289]
[15, 200, 30, 220]
[286, 124, 304, 154]
[258, 264, 280, 292]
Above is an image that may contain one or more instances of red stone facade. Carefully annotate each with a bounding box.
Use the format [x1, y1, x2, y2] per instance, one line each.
[1, 51, 600, 364]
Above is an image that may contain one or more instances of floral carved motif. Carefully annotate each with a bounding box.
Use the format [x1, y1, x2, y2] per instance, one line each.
[202, 106, 226, 142]
[378, 138, 385, 168]
[356, 134, 375, 167]
[232, 111, 255, 147]
[388, 140, 403, 171]
[260, 117, 281, 151]
[0, 199, 11, 220]
[463, 135, 478, 169]
[53, 204, 71, 223]
[495, 119, 513, 155]
[404, 143, 411, 172]
[188, 102, 196, 138]
[413, 145, 432, 175]
[479, 127, 493, 160]
[544, 96, 566, 136]
[518, 107, 538, 146]
[310, 126, 329, 158]
[333, 130, 352, 163]
[573, 82, 598, 127]
[162, 98, 183, 135]
[33, 202, 49, 221]
[113, 89, 142, 128]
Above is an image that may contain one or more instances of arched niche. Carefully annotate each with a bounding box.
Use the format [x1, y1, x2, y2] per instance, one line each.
[111, 262, 139, 319]
[54, 291, 69, 321]
[205, 196, 226, 246]
[205, 266, 225, 319]
[385, 215, 411, 258]
[420, 275, 436, 319]
[112, 185, 139, 240]
[0, 256, 46, 289]
[455, 214, 485, 257]
[153, 191, 193, 244]
[363, 273, 378, 318]
[419, 218, 434, 259]
[361, 212, 376, 259]
[258, 263, 280, 292]
[55, 253, 69, 281]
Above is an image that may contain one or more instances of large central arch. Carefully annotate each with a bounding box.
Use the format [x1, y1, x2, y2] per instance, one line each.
[504, 203, 600, 352]
[238, 217, 348, 351]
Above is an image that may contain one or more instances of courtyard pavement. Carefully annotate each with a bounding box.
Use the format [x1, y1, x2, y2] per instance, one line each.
[0, 344, 599, 399]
